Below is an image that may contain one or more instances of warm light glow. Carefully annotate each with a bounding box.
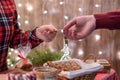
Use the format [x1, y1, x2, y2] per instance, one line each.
[11, 64, 14, 67]
[10, 48, 14, 51]
[18, 22, 21, 26]
[14, 50, 18, 54]
[95, 4, 100, 7]
[60, 1, 64, 5]
[43, 10, 48, 14]
[25, 20, 29, 24]
[18, 14, 20, 19]
[7, 59, 10, 62]
[78, 8, 83, 12]
[49, 8, 59, 14]
[8, 62, 11, 65]
[64, 15, 69, 20]
[78, 49, 84, 55]
[26, 4, 33, 11]
[18, 3, 22, 7]
[8, 52, 12, 55]
[95, 34, 100, 41]
[98, 51, 102, 55]
[78, 39, 83, 41]
[117, 51, 120, 59]
[59, 29, 63, 33]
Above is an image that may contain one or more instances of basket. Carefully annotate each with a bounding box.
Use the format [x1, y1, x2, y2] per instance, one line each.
[83, 54, 111, 73]
[44, 58, 103, 80]
[83, 54, 97, 63]
[57, 72, 97, 80]
[57, 54, 102, 80]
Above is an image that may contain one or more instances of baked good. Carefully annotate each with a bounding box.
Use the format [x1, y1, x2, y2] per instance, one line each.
[47, 60, 81, 71]
[15, 59, 33, 71]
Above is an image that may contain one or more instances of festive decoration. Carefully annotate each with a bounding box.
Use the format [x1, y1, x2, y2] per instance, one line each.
[78, 49, 84, 56]
[95, 34, 101, 41]
[7, 48, 18, 67]
[95, 4, 101, 8]
[60, 37, 72, 60]
[8, 48, 64, 67]
[61, 43, 71, 60]
[27, 49, 64, 66]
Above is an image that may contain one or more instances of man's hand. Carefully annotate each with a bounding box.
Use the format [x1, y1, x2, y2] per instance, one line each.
[36, 25, 57, 42]
[63, 15, 96, 40]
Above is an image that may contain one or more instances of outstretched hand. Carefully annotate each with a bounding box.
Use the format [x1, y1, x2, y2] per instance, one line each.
[63, 15, 96, 40]
[36, 25, 57, 42]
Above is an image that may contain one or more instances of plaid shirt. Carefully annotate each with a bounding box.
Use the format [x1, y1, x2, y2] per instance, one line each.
[0, 0, 42, 71]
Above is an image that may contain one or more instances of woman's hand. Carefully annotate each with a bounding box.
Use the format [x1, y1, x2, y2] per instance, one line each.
[36, 25, 57, 42]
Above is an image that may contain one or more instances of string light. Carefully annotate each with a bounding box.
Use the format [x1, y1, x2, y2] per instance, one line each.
[18, 3, 22, 7]
[78, 8, 83, 12]
[18, 14, 21, 19]
[78, 49, 84, 55]
[95, 4, 100, 8]
[7, 62, 11, 65]
[95, 34, 101, 41]
[25, 20, 29, 24]
[43, 10, 48, 14]
[8, 52, 12, 55]
[117, 51, 120, 59]
[10, 48, 14, 51]
[26, 4, 33, 12]
[7, 59, 10, 62]
[59, 29, 64, 33]
[14, 50, 18, 54]
[18, 22, 21, 26]
[59, 1, 64, 5]
[78, 39, 83, 41]
[11, 64, 14, 67]
[98, 51, 103, 55]
[64, 15, 69, 20]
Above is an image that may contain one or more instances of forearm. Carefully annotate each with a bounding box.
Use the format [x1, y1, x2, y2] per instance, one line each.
[94, 10, 120, 30]
[29, 28, 43, 48]
[10, 27, 43, 49]
[9, 9, 43, 49]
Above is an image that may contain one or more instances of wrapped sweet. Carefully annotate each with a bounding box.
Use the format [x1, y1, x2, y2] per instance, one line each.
[15, 45, 33, 71]
[15, 59, 33, 71]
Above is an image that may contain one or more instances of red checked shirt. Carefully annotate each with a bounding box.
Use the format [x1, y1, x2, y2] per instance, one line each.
[0, 0, 42, 71]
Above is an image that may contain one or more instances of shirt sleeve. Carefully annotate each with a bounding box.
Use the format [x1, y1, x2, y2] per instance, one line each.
[9, 11, 43, 49]
[94, 10, 120, 30]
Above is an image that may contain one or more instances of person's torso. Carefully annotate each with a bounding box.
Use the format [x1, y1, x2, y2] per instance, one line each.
[0, 0, 16, 71]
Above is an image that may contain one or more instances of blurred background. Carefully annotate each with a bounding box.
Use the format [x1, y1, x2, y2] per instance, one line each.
[8, 0, 120, 78]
